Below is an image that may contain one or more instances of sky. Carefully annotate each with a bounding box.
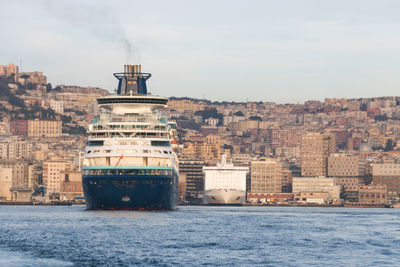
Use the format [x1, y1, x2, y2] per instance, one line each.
[1, 0, 400, 103]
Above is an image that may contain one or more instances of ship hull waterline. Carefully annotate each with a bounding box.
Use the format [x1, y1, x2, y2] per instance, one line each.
[203, 189, 246, 205]
[82, 173, 178, 210]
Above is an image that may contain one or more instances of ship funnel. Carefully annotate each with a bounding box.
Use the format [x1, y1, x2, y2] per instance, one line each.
[114, 64, 151, 95]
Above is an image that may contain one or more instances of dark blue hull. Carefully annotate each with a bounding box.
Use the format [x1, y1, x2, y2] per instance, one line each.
[82, 173, 178, 210]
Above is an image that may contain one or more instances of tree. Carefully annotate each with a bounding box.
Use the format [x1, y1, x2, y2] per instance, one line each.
[19, 74, 30, 88]
[233, 111, 244, 116]
[223, 144, 233, 150]
[360, 103, 368, 111]
[46, 83, 52, 92]
[194, 108, 223, 122]
[8, 95, 24, 107]
[8, 73, 16, 82]
[249, 115, 262, 121]
[61, 115, 72, 123]
[375, 114, 388, 121]
[384, 139, 395, 152]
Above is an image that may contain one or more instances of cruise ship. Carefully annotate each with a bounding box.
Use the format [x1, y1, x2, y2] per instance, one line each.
[81, 65, 178, 210]
[203, 154, 248, 205]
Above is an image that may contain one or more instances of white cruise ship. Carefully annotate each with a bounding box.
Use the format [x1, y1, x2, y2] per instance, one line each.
[203, 154, 249, 205]
[81, 65, 178, 210]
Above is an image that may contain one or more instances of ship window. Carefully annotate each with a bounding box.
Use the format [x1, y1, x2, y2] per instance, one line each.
[151, 141, 171, 147]
[88, 141, 104, 146]
[163, 151, 168, 154]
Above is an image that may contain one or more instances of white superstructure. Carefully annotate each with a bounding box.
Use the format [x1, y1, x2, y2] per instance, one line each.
[81, 65, 179, 210]
[82, 95, 178, 173]
[203, 154, 248, 205]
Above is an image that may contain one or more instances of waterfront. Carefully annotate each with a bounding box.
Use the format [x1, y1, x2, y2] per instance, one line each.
[0, 206, 399, 266]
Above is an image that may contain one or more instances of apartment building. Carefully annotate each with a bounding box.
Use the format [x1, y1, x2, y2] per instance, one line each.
[43, 161, 72, 195]
[301, 132, 336, 177]
[372, 163, 400, 202]
[28, 119, 62, 137]
[251, 158, 291, 193]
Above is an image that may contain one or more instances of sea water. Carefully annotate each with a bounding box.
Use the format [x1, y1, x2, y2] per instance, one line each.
[0, 205, 399, 266]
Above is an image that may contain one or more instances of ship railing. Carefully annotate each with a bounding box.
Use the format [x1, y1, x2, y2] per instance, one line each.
[88, 132, 170, 139]
[99, 113, 162, 123]
[90, 124, 169, 132]
[101, 117, 160, 123]
[90, 125, 167, 130]
[83, 168, 173, 177]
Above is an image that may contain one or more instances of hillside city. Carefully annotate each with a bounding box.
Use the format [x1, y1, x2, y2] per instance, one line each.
[0, 62, 399, 207]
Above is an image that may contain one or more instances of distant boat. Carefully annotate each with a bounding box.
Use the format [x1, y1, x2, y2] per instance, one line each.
[203, 154, 248, 205]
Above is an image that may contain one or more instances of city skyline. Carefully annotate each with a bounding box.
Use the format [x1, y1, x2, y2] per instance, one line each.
[1, 2, 399, 265]
[1, 0, 400, 103]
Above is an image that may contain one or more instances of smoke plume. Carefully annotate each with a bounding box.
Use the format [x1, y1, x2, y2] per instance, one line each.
[44, 0, 139, 64]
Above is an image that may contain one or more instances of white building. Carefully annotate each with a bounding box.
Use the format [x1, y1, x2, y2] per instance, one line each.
[0, 138, 33, 160]
[205, 117, 219, 127]
[49, 100, 64, 114]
